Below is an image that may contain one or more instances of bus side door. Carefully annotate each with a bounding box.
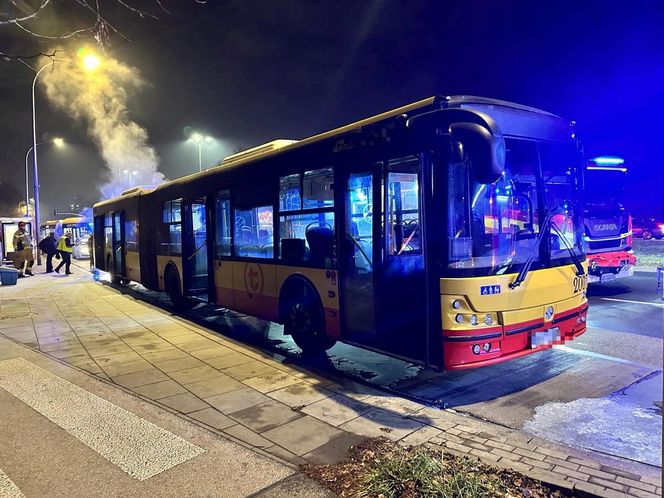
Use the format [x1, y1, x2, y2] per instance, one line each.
[340, 166, 379, 340]
[182, 197, 212, 297]
[380, 156, 427, 361]
[112, 211, 125, 276]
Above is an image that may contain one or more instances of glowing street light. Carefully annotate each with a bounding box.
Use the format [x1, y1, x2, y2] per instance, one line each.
[82, 54, 101, 71]
[31, 51, 101, 264]
[188, 132, 213, 172]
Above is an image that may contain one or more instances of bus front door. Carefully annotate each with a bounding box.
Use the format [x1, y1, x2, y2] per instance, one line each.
[183, 198, 211, 299]
[341, 168, 378, 341]
[340, 159, 427, 363]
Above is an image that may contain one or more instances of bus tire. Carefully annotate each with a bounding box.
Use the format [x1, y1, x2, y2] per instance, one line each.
[107, 256, 122, 285]
[165, 266, 192, 311]
[281, 280, 336, 354]
[642, 229, 653, 240]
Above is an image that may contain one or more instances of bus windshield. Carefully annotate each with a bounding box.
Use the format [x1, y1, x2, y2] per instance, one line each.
[446, 138, 582, 277]
[584, 168, 626, 209]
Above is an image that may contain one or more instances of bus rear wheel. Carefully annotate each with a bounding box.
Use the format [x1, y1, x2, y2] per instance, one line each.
[107, 256, 122, 285]
[166, 267, 192, 311]
[284, 288, 335, 354]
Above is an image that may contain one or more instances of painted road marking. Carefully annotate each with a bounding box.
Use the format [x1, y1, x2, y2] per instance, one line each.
[0, 358, 204, 481]
[554, 344, 651, 367]
[599, 297, 664, 308]
[0, 469, 24, 498]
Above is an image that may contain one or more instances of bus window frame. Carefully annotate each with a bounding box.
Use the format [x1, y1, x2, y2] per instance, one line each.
[277, 167, 336, 268]
[162, 198, 183, 256]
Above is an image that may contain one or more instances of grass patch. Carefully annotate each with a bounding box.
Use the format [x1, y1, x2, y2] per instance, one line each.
[633, 239, 664, 268]
[303, 438, 566, 498]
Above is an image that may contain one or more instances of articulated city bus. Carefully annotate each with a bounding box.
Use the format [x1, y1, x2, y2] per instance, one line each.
[93, 96, 588, 370]
[41, 216, 93, 240]
[583, 157, 636, 283]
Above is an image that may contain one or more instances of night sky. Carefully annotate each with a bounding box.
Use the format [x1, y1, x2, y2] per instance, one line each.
[1, 1, 662, 218]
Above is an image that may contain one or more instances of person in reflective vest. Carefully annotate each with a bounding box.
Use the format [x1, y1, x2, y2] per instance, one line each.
[55, 231, 73, 275]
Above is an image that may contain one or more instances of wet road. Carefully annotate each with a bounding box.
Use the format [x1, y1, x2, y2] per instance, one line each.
[75, 260, 662, 466]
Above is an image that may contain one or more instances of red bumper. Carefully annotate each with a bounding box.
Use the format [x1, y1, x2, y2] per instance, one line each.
[442, 304, 588, 370]
[588, 250, 636, 271]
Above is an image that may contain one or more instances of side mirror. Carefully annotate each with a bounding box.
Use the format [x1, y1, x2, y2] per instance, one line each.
[450, 122, 505, 184]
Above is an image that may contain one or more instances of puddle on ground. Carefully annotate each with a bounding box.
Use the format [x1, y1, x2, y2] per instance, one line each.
[523, 371, 663, 466]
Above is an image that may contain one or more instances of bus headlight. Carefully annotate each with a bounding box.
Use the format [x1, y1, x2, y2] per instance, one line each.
[483, 343, 491, 352]
[455, 314, 464, 324]
[472, 344, 481, 355]
[484, 314, 492, 325]
[452, 300, 462, 310]
[470, 314, 478, 326]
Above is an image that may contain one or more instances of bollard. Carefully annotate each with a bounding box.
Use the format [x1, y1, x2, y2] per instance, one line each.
[657, 266, 664, 301]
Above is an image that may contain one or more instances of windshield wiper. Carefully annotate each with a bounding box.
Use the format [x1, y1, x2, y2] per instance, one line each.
[549, 221, 585, 277]
[508, 202, 578, 289]
[508, 215, 551, 289]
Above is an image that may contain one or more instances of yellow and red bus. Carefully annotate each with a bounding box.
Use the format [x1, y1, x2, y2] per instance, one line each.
[41, 216, 92, 240]
[93, 96, 588, 370]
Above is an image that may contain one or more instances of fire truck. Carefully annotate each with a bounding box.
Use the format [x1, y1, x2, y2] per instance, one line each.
[583, 156, 636, 283]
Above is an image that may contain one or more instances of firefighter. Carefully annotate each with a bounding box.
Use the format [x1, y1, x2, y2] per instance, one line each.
[12, 221, 34, 278]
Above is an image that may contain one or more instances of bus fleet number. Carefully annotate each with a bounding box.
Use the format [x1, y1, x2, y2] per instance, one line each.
[573, 275, 588, 293]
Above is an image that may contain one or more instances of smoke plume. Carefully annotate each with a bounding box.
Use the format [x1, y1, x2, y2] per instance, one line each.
[39, 48, 166, 199]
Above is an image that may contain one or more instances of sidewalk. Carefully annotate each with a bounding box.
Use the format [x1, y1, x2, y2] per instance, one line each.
[0, 335, 333, 497]
[1, 265, 661, 497]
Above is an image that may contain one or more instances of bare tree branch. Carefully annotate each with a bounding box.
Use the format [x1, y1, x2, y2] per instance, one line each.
[0, 0, 51, 25]
[1, 1, 201, 60]
[0, 48, 58, 61]
[14, 21, 93, 40]
[115, 0, 159, 20]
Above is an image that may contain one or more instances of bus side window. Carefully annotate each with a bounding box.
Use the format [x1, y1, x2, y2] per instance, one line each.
[162, 199, 182, 255]
[386, 171, 420, 256]
[234, 205, 274, 258]
[215, 190, 231, 257]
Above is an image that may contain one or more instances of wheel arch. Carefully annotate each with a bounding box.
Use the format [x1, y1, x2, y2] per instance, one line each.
[164, 261, 183, 294]
[278, 274, 325, 331]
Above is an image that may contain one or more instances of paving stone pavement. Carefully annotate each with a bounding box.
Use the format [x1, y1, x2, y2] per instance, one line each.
[1, 266, 661, 497]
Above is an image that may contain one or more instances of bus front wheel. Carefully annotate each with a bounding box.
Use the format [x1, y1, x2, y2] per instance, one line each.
[283, 286, 335, 354]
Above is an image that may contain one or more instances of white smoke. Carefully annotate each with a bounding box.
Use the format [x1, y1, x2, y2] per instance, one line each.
[39, 48, 166, 199]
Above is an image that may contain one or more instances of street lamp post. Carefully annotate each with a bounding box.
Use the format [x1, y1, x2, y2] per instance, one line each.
[30, 62, 54, 265]
[24, 138, 64, 216]
[188, 133, 213, 172]
[30, 51, 99, 265]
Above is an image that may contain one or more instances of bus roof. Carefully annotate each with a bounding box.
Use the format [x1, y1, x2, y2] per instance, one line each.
[94, 95, 568, 208]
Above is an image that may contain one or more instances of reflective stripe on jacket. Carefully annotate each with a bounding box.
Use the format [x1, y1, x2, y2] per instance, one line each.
[57, 236, 73, 253]
[13, 230, 32, 250]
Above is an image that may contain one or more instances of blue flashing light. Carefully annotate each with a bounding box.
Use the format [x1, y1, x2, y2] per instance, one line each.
[587, 166, 628, 173]
[590, 156, 624, 166]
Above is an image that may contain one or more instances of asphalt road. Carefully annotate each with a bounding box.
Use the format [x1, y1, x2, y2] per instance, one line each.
[73, 259, 663, 466]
